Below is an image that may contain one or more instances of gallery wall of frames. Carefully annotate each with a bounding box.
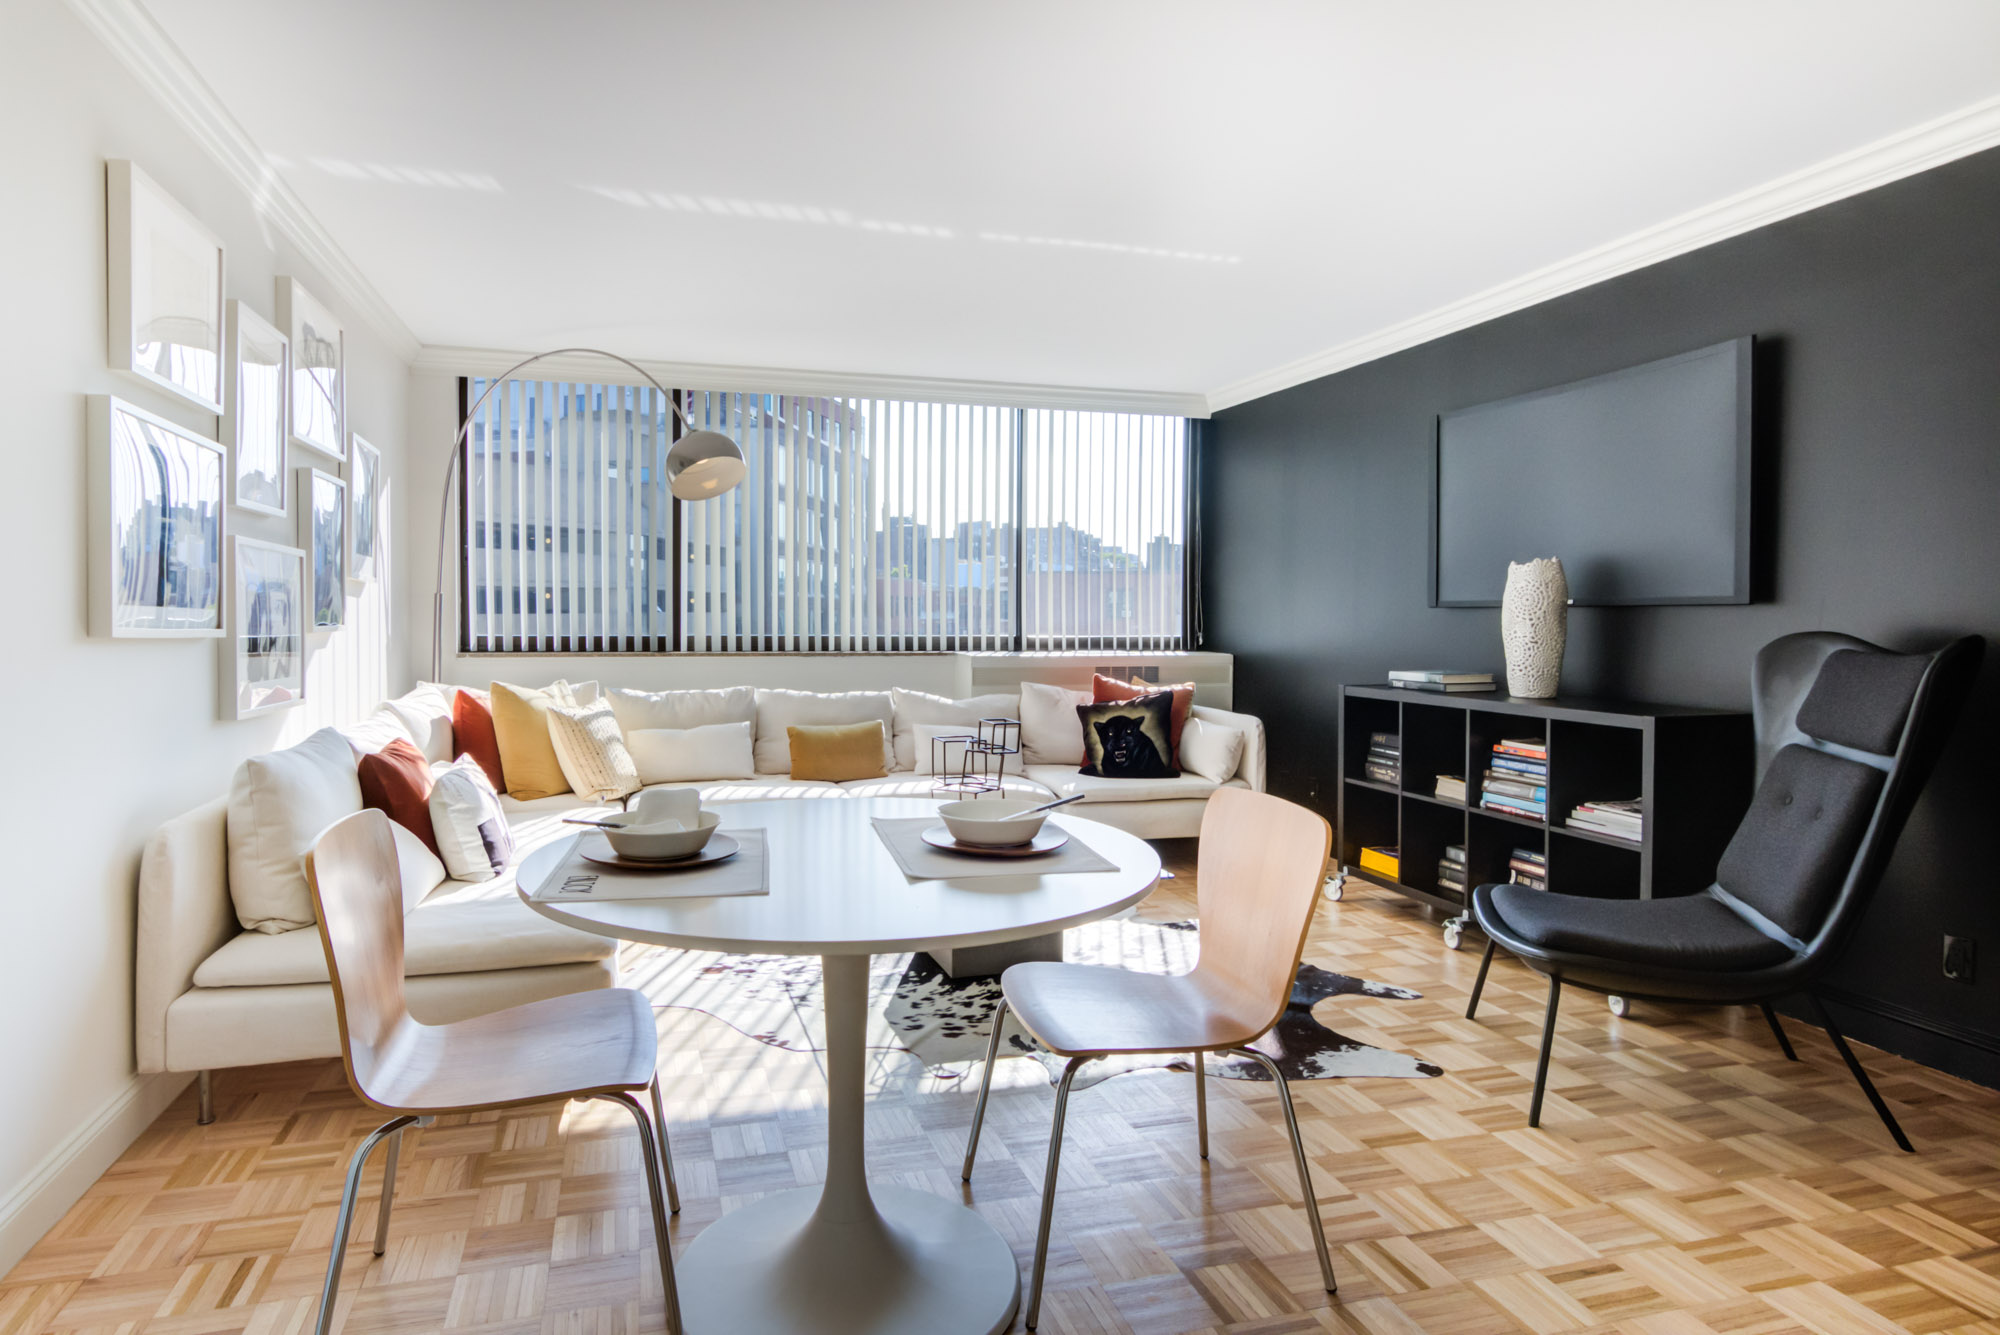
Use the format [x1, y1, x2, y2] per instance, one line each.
[96, 160, 387, 720]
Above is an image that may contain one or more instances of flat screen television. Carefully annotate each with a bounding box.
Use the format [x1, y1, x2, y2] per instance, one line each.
[1430, 337, 1753, 607]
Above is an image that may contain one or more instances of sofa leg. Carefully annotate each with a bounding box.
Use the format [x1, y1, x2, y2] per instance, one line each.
[1760, 1002, 1798, 1061]
[1807, 992, 1913, 1153]
[1466, 939, 1498, 1019]
[1528, 977, 1560, 1128]
[196, 1070, 215, 1125]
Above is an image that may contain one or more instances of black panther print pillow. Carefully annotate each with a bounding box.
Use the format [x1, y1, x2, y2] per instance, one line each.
[1077, 692, 1179, 779]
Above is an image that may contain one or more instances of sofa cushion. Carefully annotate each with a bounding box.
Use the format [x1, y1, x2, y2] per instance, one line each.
[452, 687, 506, 790]
[1022, 763, 1234, 804]
[385, 682, 458, 765]
[388, 821, 448, 914]
[1019, 681, 1090, 766]
[227, 728, 363, 934]
[357, 738, 440, 857]
[490, 680, 579, 800]
[609, 685, 757, 734]
[1093, 674, 1194, 760]
[838, 773, 1055, 800]
[754, 689, 894, 774]
[628, 721, 757, 784]
[637, 777, 849, 802]
[888, 688, 1019, 771]
[1177, 716, 1244, 784]
[547, 697, 642, 802]
[788, 721, 889, 782]
[337, 705, 414, 756]
[429, 760, 514, 882]
[1079, 693, 1179, 779]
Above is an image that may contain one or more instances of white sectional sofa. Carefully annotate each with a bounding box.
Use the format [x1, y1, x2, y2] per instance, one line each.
[135, 682, 1264, 1092]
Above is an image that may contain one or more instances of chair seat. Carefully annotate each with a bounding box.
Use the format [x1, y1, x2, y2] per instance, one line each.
[1476, 884, 1794, 972]
[359, 985, 658, 1114]
[1002, 961, 1263, 1056]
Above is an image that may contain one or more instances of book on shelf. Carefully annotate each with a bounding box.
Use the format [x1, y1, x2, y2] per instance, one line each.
[1480, 794, 1547, 821]
[1508, 856, 1546, 878]
[1511, 847, 1546, 868]
[1387, 670, 1495, 685]
[1434, 775, 1467, 803]
[1369, 731, 1400, 750]
[1357, 845, 1400, 880]
[1363, 763, 1400, 785]
[1494, 739, 1548, 760]
[1443, 843, 1466, 865]
[1390, 679, 1498, 693]
[1511, 873, 1548, 890]
[1489, 754, 1548, 777]
[1567, 798, 1643, 842]
[1481, 776, 1547, 800]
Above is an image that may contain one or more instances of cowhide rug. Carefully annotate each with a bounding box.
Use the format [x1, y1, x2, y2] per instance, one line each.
[623, 916, 1440, 1089]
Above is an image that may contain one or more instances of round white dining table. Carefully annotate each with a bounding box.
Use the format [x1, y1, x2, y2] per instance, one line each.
[516, 796, 1162, 1335]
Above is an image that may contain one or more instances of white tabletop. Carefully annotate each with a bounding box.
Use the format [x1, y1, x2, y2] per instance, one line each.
[516, 797, 1161, 956]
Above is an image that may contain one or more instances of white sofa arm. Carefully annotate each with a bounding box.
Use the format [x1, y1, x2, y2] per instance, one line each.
[1190, 704, 1266, 791]
[135, 797, 237, 1074]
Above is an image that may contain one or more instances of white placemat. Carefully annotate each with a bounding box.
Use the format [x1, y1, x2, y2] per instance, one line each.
[529, 830, 769, 901]
[870, 816, 1118, 882]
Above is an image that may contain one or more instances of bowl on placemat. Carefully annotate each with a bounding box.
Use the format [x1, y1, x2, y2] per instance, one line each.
[601, 809, 722, 861]
[938, 798, 1052, 848]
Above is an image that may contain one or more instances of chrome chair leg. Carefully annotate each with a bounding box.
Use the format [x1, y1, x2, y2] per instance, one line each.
[196, 1070, 215, 1125]
[1193, 1052, 1209, 1159]
[372, 1128, 403, 1256]
[1026, 1055, 1094, 1331]
[598, 1092, 684, 1335]
[961, 997, 1011, 1181]
[313, 1116, 417, 1335]
[1230, 1048, 1336, 1294]
[647, 1075, 681, 1214]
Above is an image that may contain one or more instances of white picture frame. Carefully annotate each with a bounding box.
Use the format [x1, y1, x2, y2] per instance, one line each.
[276, 276, 344, 461]
[298, 466, 346, 631]
[347, 433, 382, 583]
[223, 536, 306, 719]
[106, 161, 226, 415]
[88, 395, 225, 638]
[224, 300, 289, 516]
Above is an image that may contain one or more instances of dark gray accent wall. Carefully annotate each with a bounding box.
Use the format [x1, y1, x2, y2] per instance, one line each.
[1205, 144, 2000, 1086]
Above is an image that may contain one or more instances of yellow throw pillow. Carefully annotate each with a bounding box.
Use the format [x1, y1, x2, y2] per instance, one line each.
[788, 721, 888, 783]
[489, 680, 576, 800]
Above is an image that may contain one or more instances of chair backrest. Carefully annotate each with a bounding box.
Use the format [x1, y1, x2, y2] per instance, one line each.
[1192, 787, 1334, 1036]
[304, 809, 415, 1106]
[1714, 632, 1982, 959]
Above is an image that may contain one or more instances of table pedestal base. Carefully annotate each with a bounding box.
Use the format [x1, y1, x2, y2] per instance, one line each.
[676, 1184, 1019, 1335]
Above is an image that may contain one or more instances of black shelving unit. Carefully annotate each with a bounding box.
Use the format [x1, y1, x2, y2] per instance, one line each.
[1336, 685, 1753, 949]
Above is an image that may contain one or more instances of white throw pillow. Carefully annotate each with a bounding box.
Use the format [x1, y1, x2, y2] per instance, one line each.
[753, 689, 895, 774]
[428, 760, 513, 882]
[227, 728, 363, 933]
[911, 722, 989, 777]
[385, 681, 458, 765]
[546, 697, 642, 802]
[609, 685, 756, 734]
[381, 820, 447, 913]
[1019, 681, 1091, 767]
[1177, 716, 1245, 783]
[889, 688, 1020, 771]
[628, 721, 757, 784]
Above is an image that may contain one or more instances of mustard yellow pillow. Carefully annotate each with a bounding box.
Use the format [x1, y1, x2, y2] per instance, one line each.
[489, 680, 576, 800]
[788, 721, 888, 783]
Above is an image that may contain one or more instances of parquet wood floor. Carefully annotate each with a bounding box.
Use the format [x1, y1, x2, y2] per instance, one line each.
[10, 844, 2000, 1335]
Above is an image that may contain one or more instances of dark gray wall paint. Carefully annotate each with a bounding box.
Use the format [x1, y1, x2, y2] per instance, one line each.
[1205, 144, 2000, 1086]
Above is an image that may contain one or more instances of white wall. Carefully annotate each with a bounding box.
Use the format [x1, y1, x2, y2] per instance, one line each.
[0, 1, 413, 1270]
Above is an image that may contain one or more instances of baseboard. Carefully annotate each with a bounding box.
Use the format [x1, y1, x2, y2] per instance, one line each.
[0, 1071, 193, 1275]
[1791, 987, 2000, 1092]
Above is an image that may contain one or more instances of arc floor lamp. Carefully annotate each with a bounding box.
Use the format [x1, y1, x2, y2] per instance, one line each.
[429, 348, 745, 680]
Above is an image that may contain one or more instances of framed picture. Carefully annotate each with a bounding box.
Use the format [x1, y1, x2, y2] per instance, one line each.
[277, 277, 344, 461]
[88, 395, 225, 638]
[106, 161, 226, 414]
[223, 536, 306, 718]
[224, 300, 288, 516]
[298, 466, 346, 630]
[347, 433, 382, 583]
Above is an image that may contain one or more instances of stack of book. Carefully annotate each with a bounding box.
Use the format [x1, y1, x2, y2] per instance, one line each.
[1509, 847, 1547, 889]
[1479, 738, 1548, 821]
[1568, 798, 1643, 843]
[1363, 732, 1401, 785]
[1388, 669, 1497, 694]
[1358, 845, 1400, 880]
[1434, 774, 1467, 804]
[1438, 844, 1467, 894]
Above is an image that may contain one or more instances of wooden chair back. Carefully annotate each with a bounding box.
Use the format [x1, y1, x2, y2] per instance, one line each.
[1191, 788, 1333, 1038]
[305, 809, 416, 1107]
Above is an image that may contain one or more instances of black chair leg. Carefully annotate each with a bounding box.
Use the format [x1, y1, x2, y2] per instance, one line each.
[1760, 1002, 1798, 1061]
[1466, 938, 1498, 1019]
[1806, 992, 1913, 1153]
[1528, 976, 1561, 1127]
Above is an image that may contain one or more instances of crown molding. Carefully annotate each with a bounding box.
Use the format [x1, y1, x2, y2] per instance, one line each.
[411, 346, 1213, 417]
[1207, 92, 2000, 413]
[64, 0, 421, 362]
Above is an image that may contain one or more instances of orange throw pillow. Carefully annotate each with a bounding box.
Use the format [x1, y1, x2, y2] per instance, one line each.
[358, 738, 440, 858]
[452, 687, 505, 792]
[1093, 674, 1193, 759]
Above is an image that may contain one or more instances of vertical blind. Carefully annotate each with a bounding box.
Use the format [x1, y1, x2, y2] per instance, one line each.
[461, 379, 1188, 653]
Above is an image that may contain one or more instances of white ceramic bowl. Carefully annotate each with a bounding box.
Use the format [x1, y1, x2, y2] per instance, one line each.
[602, 809, 722, 860]
[938, 798, 1050, 847]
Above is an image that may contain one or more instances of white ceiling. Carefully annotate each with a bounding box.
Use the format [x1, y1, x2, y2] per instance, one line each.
[142, 0, 2000, 402]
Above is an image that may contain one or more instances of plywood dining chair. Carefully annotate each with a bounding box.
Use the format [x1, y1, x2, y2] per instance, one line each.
[961, 787, 1339, 1328]
[304, 810, 683, 1335]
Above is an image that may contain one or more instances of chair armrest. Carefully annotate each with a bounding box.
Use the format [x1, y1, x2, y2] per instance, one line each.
[135, 796, 238, 1073]
[1190, 704, 1266, 791]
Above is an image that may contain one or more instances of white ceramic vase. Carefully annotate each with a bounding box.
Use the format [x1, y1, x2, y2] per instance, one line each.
[1500, 558, 1568, 698]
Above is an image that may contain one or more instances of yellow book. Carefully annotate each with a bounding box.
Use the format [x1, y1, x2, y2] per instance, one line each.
[1358, 845, 1401, 880]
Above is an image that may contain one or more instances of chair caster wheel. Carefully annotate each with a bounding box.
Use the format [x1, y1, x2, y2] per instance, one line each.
[1324, 874, 1345, 902]
[1608, 996, 1630, 1018]
[1443, 920, 1465, 951]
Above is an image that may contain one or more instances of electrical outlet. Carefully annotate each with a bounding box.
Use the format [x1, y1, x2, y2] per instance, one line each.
[1944, 935, 1977, 984]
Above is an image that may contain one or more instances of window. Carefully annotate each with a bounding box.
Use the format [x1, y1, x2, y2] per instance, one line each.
[460, 379, 1189, 653]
